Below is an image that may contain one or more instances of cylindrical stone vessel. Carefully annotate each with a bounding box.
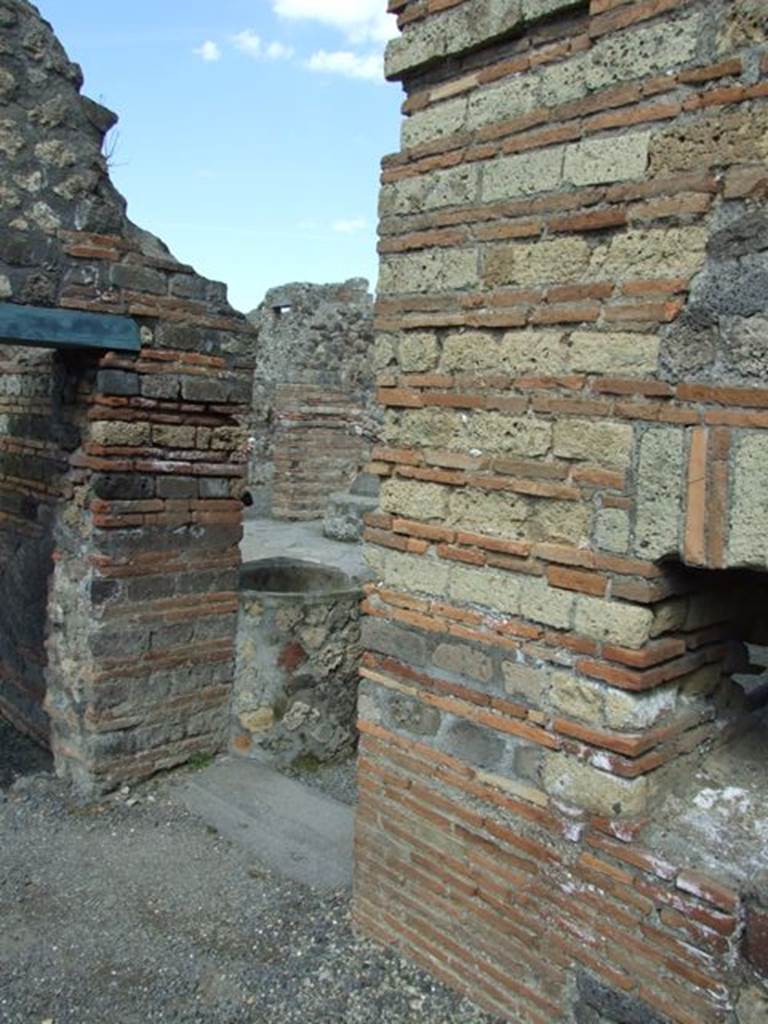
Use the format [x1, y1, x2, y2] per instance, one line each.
[233, 557, 362, 765]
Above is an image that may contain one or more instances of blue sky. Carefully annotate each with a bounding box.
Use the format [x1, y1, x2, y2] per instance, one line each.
[38, 1, 403, 313]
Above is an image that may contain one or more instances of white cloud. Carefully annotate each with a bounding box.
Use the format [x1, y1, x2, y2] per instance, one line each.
[233, 30, 294, 61]
[273, 0, 396, 44]
[332, 217, 367, 234]
[266, 41, 295, 60]
[306, 50, 383, 82]
[193, 40, 222, 62]
[232, 29, 262, 57]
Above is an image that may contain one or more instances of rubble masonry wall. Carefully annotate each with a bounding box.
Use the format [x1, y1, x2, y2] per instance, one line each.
[246, 280, 376, 519]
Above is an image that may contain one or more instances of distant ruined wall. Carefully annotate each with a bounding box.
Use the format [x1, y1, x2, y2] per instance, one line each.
[246, 280, 376, 519]
[355, 0, 768, 1021]
[0, 0, 256, 792]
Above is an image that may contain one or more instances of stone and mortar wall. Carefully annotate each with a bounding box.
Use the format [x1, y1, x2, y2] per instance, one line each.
[355, 1, 768, 1021]
[232, 566, 362, 765]
[246, 280, 376, 519]
[0, 0, 256, 792]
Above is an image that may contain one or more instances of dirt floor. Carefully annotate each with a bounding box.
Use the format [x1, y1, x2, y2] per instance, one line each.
[0, 721, 499, 1024]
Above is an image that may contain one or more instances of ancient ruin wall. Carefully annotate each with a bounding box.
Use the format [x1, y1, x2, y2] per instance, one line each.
[355, 1, 768, 1021]
[246, 280, 376, 519]
[0, 345, 69, 744]
[0, 0, 256, 792]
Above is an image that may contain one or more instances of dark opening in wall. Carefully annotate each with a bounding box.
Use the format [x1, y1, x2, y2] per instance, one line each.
[273, 305, 292, 317]
[643, 560, 768, 934]
[659, 560, 768, 715]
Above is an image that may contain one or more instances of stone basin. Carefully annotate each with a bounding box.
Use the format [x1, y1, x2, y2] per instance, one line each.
[232, 558, 362, 766]
[239, 558, 357, 597]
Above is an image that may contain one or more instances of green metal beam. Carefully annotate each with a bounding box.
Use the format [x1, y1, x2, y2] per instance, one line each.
[0, 302, 140, 352]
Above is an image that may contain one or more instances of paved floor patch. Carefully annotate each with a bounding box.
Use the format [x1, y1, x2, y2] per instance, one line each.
[178, 758, 354, 890]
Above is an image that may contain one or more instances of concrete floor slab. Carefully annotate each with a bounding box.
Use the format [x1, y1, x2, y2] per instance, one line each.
[178, 757, 355, 891]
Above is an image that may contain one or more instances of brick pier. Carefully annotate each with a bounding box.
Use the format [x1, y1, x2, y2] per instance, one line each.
[355, 1, 768, 1020]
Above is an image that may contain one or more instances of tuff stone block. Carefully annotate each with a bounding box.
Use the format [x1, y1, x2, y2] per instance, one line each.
[730, 431, 768, 567]
[156, 476, 197, 499]
[467, 411, 552, 455]
[90, 420, 151, 446]
[398, 332, 438, 372]
[563, 133, 651, 188]
[400, 95, 468, 148]
[484, 236, 590, 288]
[372, 547, 451, 598]
[379, 248, 479, 294]
[381, 165, 478, 215]
[502, 660, 549, 702]
[542, 751, 652, 816]
[441, 331, 499, 372]
[447, 488, 529, 534]
[573, 594, 653, 649]
[482, 147, 565, 201]
[634, 427, 685, 561]
[569, 331, 659, 376]
[594, 507, 631, 554]
[521, 576, 573, 629]
[650, 107, 768, 176]
[548, 668, 604, 721]
[501, 331, 569, 375]
[389, 694, 441, 736]
[449, 563, 521, 613]
[380, 478, 448, 520]
[432, 642, 493, 682]
[529, 500, 590, 546]
[553, 419, 633, 468]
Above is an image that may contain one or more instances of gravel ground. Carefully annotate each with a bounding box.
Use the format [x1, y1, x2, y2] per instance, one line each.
[0, 724, 500, 1024]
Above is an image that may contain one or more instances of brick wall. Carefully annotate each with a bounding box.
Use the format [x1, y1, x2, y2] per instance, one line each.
[0, 346, 65, 744]
[246, 280, 375, 518]
[0, 0, 256, 793]
[355, 0, 768, 1020]
[271, 383, 369, 520]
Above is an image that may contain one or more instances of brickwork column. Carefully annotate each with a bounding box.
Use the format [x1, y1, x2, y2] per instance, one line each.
[44, 309, 254, 794]
[0, 0, 257, 793]
[354, 1, 768, 1020]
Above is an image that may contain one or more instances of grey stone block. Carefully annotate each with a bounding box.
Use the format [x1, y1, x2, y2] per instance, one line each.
[708, 212, 768, 261]
[156, 476, 197, 499]
[199, 477, 231, 499]
[349, 473, 380, 498]
[361, 616, 428, 668]
[181, 377, 230, 403]
[110, 263, 166, 295]
[141, 374, 180, 399]
[96, 369, 139, 396]
[92, 473, 154, 500]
